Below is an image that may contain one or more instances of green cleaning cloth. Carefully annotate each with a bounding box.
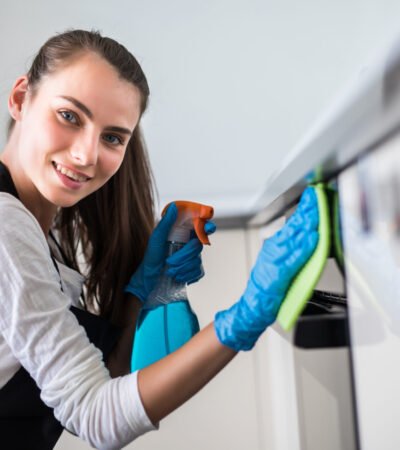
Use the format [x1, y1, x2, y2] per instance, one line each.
[332, 189, 344, 271]
[277, 184, 330, 331]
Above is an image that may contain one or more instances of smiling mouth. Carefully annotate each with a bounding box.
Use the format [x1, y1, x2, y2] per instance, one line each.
[52, 161, 90, 183]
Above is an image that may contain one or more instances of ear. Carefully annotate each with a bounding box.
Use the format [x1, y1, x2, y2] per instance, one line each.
[8, 76, 29, 121]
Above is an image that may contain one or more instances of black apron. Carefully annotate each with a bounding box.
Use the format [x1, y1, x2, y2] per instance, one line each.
[0, 161, 121, 449]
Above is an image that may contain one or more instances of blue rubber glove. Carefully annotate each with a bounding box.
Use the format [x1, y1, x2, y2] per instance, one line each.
[125, 203, 216, 302]
[214, 187, 319, 351]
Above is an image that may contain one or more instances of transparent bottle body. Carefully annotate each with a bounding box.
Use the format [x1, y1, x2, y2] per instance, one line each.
[143, 241, 187, 309]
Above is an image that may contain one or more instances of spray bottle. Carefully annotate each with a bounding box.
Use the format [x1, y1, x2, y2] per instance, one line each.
[131, 201, 214, 371]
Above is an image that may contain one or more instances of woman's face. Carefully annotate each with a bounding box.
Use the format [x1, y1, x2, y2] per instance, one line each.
[12, 51, 142, 209]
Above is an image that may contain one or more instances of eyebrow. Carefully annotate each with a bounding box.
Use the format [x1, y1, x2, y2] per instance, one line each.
[58, 95, 133, 136]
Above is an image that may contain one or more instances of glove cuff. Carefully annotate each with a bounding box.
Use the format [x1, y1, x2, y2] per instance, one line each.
[214, 301, 264, 352]
[124, 284, 145, 303]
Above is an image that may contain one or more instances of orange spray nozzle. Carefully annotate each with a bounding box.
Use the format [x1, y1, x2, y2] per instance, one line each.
[161, 200, 214, 245]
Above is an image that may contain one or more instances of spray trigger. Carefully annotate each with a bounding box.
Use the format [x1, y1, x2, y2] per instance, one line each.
[162, 201, 214, 245]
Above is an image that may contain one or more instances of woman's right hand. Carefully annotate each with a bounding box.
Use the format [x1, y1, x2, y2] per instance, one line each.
[124, 203, 216, 303]
[214, 187, 320, 351]
[124, 203, 178, 303]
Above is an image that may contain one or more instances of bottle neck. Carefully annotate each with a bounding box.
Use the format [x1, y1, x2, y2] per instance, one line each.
[168, 224, 191, 243]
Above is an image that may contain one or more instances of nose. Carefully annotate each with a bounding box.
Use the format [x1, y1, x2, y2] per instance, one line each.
[69, 132, 99, 166]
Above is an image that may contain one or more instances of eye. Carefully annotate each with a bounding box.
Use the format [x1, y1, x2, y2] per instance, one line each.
[103, 134, 124, 146]
[58, 110, 79, 125]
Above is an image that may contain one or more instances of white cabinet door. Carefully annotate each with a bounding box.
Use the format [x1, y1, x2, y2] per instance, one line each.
[250, 212, 356, 450]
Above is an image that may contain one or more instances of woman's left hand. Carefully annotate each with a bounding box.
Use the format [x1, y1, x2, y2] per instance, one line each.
[125, 203, 216, 303]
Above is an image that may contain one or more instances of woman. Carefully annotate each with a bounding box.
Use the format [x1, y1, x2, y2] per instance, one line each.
[0, 29, 319, 449]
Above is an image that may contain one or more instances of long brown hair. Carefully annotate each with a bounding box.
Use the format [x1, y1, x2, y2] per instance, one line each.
[7, 29, 156, 324]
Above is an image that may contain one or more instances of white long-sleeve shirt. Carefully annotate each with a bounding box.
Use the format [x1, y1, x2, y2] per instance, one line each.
[0, 192, 156, 450]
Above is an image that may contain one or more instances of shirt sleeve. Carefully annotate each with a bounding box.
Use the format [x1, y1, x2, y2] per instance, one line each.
[0, 195, 156, 450]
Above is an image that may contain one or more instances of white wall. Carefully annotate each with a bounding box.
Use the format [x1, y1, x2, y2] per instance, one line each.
[1, 1, 400, 216]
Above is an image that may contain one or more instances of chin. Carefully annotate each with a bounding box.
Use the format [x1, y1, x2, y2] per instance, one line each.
[44, 191, 84, 209]
[57, 198, 81, 208]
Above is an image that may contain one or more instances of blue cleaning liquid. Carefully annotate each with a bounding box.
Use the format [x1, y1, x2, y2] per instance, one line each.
[131, 301, 200, 371]
[131, 241, 200, 371]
